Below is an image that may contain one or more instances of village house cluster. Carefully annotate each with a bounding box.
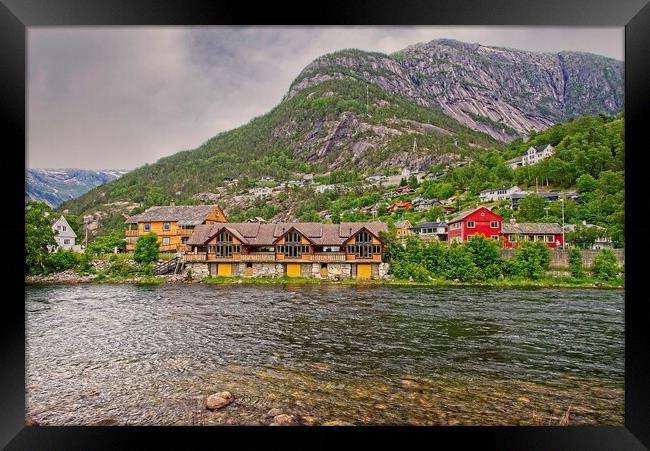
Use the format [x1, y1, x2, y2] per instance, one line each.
[395, 206, 567, 248]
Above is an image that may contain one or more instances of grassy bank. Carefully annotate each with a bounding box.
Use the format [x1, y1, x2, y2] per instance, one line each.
[201, 275, 624, 289]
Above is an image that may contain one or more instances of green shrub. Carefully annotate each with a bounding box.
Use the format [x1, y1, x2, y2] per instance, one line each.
[569, 247, 584, 278]
[510, 241, 550, 279]
[86, 232, 126, 256]
[466, 235, 503, 280]
[134, 233, 159, 264]
[390, 261, 432, 282]
[46, 250, 80, 273]
[444, 243, 478, 281]
[591, 249, 620, 280]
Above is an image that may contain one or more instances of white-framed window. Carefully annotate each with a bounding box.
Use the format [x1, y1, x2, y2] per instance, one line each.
[545, 235, 554, 243]
[491, 235, 499, 240]
[490, 221, 499, 228]
[467, 221, 475, 228]
[64, 239, 70, 244]
[163, 222, 170, 231]
[535, 235, 544, 241]
[144, 223, 151, 232]
[162, 237, 170, 246]
[62, 225, 67, 231]
[510, 235, 517, 242]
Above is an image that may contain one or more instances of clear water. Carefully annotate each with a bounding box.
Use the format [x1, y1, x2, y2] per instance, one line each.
[25, 284, 624, 425]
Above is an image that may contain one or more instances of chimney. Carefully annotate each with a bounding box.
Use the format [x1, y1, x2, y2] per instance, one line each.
[170, 199, 175, 207]
[510, 217, 516, 224]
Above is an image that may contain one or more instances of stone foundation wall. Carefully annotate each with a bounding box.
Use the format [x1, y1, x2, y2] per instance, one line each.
[184, 261, 391, 280]
[500, 248, 624, 269]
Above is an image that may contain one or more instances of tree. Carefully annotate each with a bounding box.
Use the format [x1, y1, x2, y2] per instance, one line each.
[25, 201, 57, 275]
[87, 232, 127, 256]
[134, 233, 159, 264]
[516, 195, 547, 222]
[591, 249, 620, 280]
[399, 177, 407, 187]
[444, 243, 478, 281]
[466, 234, 503, 280]
[576, 174, 598, 194]
[566, 225, 604, 249]
[569, 247, 584, 278]
[407, 175, 419, 189]
[510, 241, 550, 279]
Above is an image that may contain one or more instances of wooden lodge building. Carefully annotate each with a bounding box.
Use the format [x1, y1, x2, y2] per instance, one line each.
[183, 222, 389, 280]
[125, 204, 227, 253]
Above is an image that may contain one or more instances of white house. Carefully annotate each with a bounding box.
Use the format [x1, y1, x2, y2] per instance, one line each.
[507, 144, 555, 169]
[51, 215, 80, 251]
[479, 185, 523, 203]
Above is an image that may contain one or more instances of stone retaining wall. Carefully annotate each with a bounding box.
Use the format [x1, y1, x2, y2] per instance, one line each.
[500, 248, 624, 269]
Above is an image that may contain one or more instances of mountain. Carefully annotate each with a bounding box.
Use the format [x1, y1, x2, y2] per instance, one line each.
[59, 38, 623, 227]
[26, 168, 128, 207]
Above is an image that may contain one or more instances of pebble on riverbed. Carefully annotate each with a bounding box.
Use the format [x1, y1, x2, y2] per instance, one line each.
[206, 391, 234, 410]
[270, 414, 298, 426]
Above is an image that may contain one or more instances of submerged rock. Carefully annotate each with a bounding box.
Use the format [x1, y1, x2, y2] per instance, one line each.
[401, 379, 420, 390]
[271, 414, 297, 426]
[322, 420, 354, 426]
[206, 391, 234, 410]
[267, 408, 284, 418]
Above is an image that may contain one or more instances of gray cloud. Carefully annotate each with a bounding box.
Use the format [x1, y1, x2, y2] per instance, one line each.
[27, 26, 623, 170]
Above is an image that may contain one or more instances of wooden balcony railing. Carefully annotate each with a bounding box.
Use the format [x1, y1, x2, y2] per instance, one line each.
[125, 230, 138, 237]
[312, 252, 346, 262]
[241, 253, 276, 262]
[183, 253, 208, 262]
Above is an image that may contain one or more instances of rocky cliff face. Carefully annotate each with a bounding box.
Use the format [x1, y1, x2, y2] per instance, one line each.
[287, 39, 623, 141]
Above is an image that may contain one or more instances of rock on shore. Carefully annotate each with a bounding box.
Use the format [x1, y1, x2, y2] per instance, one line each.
[206, 391, 234, 410]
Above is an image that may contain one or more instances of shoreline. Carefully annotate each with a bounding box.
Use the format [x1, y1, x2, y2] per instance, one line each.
[25, 273, 624, 289]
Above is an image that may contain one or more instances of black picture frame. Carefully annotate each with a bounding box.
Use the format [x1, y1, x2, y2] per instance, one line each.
[4, 0, 649, 448]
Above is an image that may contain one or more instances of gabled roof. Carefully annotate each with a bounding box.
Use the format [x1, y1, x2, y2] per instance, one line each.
[51, 215, 77, 239]
[447, 206, 502, 224]
[502, 222, 563, 235]
[395, 220, 411, 228]
[125, 205, 223, 225]
[187, 222, 388, 247]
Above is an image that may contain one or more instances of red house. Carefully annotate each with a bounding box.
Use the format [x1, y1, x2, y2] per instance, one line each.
[501, 219, 564, 249]
[447, 206, 502, 244]
[388, 201, 413, 213]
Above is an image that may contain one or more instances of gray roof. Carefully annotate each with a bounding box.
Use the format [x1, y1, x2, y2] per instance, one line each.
[506, 155, 523, 164]
[187, 222, 388, 246]
[412, 221, 447, 229]
[125, 205, 223, 226]
[511, 192, 559, 199]
[502, 222, 563, 234]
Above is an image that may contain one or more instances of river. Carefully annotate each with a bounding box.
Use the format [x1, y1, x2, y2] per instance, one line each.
[25, 284, 624, 425]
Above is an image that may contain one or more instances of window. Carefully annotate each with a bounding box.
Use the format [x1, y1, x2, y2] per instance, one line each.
[510, 235, 517, 243]
[467, 221, 475, 228]
[63, 239, 70, 244]
[491, 235, 499, 240]
[62, 226, 67, 231]
[162, 237, 170, 246]
[535, 235, 544, 241]
[545, 235, 554, 243]
[163, 223, 170, 231]
[144, 223, 151, 232]
[212, 230, 237, 257]
[490, 221, 499, 228]
[283, 230, 307, 258]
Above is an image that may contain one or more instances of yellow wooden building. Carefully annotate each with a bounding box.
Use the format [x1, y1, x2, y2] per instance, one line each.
[395, 220, 412, 237]
[125, 204, 227, 253]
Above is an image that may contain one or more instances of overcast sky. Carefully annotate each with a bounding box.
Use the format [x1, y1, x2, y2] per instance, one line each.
[27, 26, 623, 170]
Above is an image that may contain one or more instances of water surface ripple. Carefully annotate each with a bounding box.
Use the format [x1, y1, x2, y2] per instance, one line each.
[26, 284, 624, 425]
